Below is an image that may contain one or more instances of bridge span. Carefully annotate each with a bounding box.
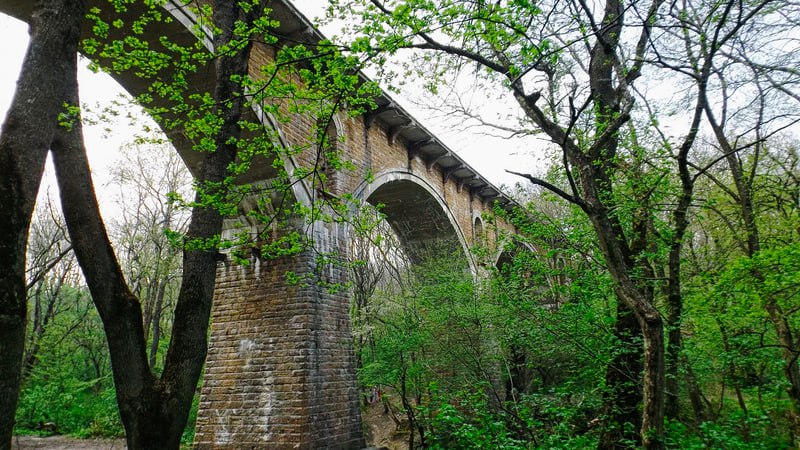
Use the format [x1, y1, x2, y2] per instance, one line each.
[0, 1, 518, 448]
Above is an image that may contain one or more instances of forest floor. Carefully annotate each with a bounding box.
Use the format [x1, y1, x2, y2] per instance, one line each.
[12, 401, 407, 450]
[11, 436, 124, 449]
[362, 398, 408, 450]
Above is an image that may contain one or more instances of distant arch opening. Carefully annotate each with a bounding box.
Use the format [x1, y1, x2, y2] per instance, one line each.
[474, 216, 485, 245]
[356, 172, 472, 272]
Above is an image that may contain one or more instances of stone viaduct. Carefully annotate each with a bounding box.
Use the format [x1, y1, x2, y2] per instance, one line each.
[2, 0, 518, 448]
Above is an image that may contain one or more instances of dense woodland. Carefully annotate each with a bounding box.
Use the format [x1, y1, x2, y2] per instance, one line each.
[1, 0, 800, 449]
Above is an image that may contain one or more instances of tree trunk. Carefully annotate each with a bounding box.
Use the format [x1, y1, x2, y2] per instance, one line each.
[664, 139, 695, 421]
[765, 302, 800, 447]
[640, 315, 666, 450]
[681, 354, 710, 423]
[599, 305, 643, 449]
[148, 279, 167, 368]
[0, 1, 83, 447]
[51, 78, 177, 449]
[589, 212, 666, 450]
[52, 71, 229, 450]
[584, 0, 666, 442]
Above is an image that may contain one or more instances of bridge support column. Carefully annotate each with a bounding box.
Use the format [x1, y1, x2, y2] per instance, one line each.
[194, 222, 364, 449]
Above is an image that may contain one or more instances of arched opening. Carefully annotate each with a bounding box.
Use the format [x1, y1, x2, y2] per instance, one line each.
[360, 175, 470, 269]
[474, 216, 485, 245]
[495, 250, 515, 273]
[348, 174, 480, 417]
[494, 240, 565, 310]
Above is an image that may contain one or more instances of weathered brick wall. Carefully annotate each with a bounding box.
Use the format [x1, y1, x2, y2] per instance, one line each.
[335, 112, 506, 252]
[195, 221, 364, 449]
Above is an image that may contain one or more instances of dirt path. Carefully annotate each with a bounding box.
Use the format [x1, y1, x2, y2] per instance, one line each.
[11, 436, 125, 450]
[12, 406, 401, 450]
[362, 400, 408, 450]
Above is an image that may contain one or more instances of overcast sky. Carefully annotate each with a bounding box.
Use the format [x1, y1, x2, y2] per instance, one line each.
[0, 3, 540, 216]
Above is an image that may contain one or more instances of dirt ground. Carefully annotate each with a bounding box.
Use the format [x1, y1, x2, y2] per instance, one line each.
[362, 398, 412, 450]
[11, 401, 406, 450]
[11, 436, 125, 450]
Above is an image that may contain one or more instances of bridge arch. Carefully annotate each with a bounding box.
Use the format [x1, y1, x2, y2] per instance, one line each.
[473, 215, 486, 244]
[354, 169, 476, 273]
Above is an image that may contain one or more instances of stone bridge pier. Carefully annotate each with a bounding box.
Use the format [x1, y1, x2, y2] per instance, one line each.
[194, 219, 364, 449]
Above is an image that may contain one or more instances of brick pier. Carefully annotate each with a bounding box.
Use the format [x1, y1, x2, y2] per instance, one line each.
[194, 222, 364, 449]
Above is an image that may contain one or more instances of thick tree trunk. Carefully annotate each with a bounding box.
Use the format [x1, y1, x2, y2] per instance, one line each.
[51, 81, 178, 449]
[50, 2, 258, 447]
[640, 315, 666, 450]
[589, 211, 666, 450]
[599, 305, 643, 449]
[584, 0, 666, 441]
[665, 169, 694, 420]
[0, 1, 83, 447]
[765, 303, 800, 447]
[52, 74, 230, 450]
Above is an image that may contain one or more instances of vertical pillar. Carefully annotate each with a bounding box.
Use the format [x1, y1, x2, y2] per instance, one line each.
[194, 221, 364, 449]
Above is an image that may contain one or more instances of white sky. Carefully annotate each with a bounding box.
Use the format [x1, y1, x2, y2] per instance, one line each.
[0, 13, 159, 221]
[0, 3, 540, 218]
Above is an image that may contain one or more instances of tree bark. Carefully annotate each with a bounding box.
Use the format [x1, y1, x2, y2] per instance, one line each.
[599, 305, 643, 449]
[148, 279, 167, 369]
[583, 0, 667, 442]
[588, 209, 666, 450]
[765, 301, 800, 447]
[52, 77, 166, 449]
[665, 143, 696, 420]
[681, 354, 709, 423]
[664, 290, 683, 421]
[0, 1, 83, 447]
[639, 315, 666, 450]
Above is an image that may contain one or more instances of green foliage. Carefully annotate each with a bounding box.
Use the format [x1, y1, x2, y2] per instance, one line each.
[665, 418, 792, 449]
[716, 243, 800, 311]
[426, 389, 526, 450]
[15, 380, 122, 438]
[82, 0, 384, 271]
[15, 0, 800, 446]
[15, 287, 123, 438]
[180, 393, 200, 446]
[354, 203, 615, 446]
